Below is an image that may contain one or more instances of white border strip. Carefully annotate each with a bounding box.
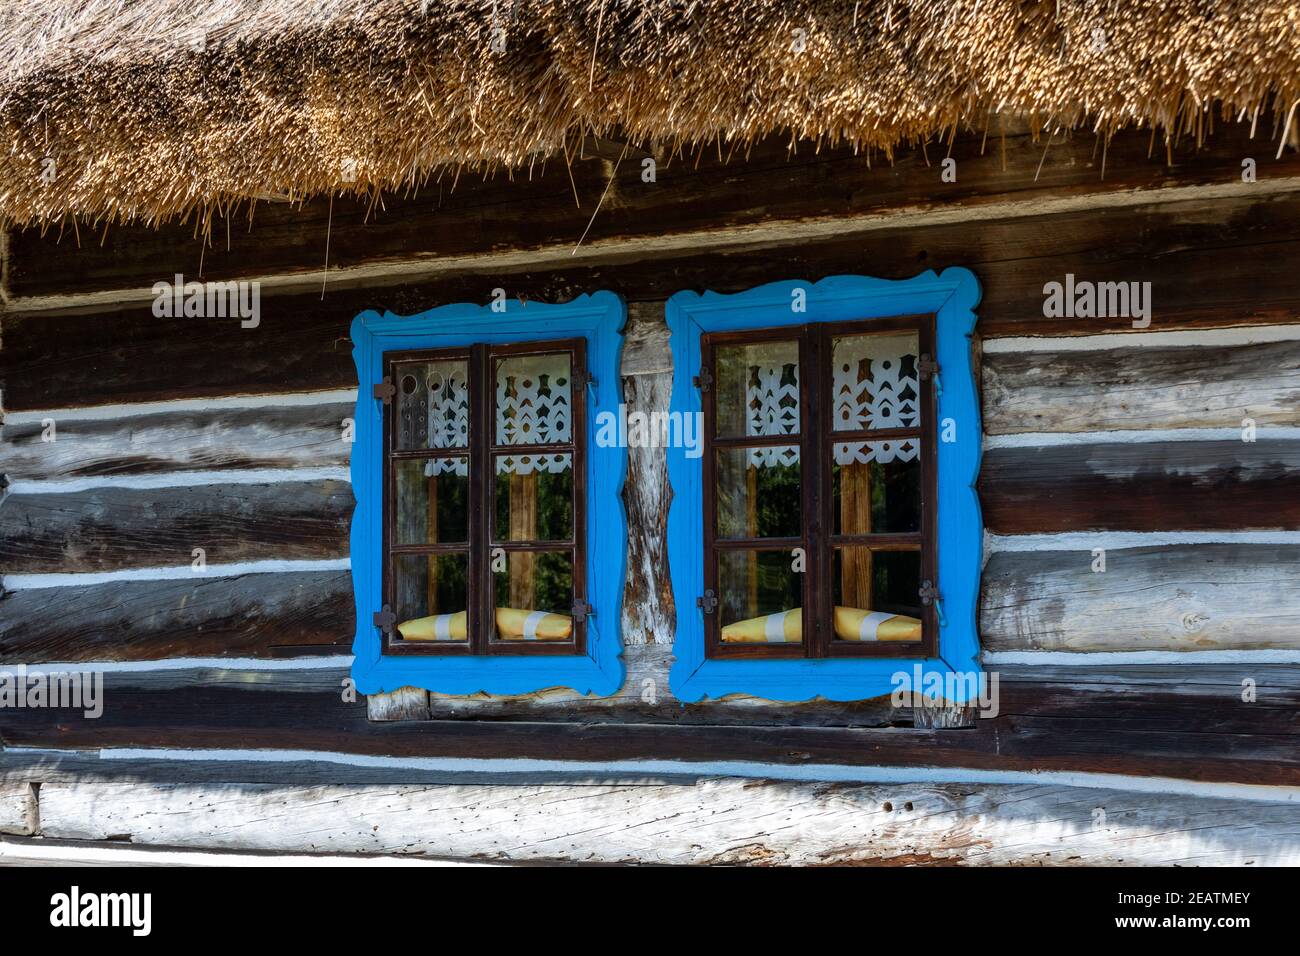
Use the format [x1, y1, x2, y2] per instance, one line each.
[985, 649, 1300, 666]
[1, 389, 358, 425]
[0, 655, 353, 672]
[986, 530, 1300, 552]
[983, 325, 1300, 352]
[984, 426, 1300, 448]
[0, 838, 492, 867]
[5, 466, 350, 496]
[54, 747, 1300, 804]
[2, 557, 350, 590]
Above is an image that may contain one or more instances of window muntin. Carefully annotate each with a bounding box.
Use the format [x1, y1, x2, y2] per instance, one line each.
[382, 339, 587, 656]
[701, 316, 936, 660]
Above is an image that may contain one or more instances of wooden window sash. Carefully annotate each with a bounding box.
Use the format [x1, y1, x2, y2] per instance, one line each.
[701, 316, 938, 661]
[381, 339, 588, 657]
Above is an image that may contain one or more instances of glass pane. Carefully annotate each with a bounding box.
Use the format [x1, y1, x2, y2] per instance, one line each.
[492, 550, 575, 641]
[494, 453, 573, 542]
[392, 552, 470, 642]
[716, 550, 803, 644]
[832, 450, 921, 535]
[495, 352, 572, 446]
[715, 340, 799, 439]
[831, 547, 923, 642]
[832, 332, 920, 431]
[715, 446, 801, 539]
[394, 359, 469, 451]
[394, 457, 469, 545]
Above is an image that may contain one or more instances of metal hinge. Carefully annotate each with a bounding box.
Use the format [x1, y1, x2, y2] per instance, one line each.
[372, 378, 396, 404]
[373, 605, 397, 634]
[918, 354, 942, 396]
[919, 580, 947, 628]
[693, 367, 713, 392]
[571, 600, 594, 623]
[572, 367, 597, 391]
[696, 589, 718, 614]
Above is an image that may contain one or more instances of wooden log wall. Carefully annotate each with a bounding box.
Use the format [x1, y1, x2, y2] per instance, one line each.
[2, 122, 1299, 805]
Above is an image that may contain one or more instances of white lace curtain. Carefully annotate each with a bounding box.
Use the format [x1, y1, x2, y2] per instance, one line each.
[745, 338, 920, 466]
[414, 355, 573, 477]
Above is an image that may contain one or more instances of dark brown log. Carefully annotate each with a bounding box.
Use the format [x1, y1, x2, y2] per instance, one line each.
[1, 664, 1298, 785]
[7, 192, 1300, 410]
[981, 544, 1300, 653]
[983, 337, 1300, 435]
[9, 122, 1300, 301]
[978, 440, 1300, 533]
[0, 570, 354, 661]
[0, 403, 354, 480]
[0, 480, 353, 573]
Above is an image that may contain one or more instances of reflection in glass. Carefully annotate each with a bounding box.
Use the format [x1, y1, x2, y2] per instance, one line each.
[715, 340, 800, 439]
[494, 453, 573, 542]
[392, 552, 470, 642]
[715, 446, 800, 539]
[716, 550, 802, 643]
[832, 453, 921, 535]
[394, 457, 469, 545]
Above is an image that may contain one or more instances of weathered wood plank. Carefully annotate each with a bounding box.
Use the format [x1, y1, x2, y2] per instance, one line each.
[983, 337, 1300, 435]
[3, 665, 1298, 784]
[620, 371, 675, 646]
[981, 544, 1300, 652]
[0, 480, 353, 573]
[7, 193, 1300, 410]
[29, 779, 1300, 865]
[0, 571, 354, 662]
[0, 783, 37, 836]
[11, 122, 1300, 302]
[0, 402, 354, 480]
[978, 441, 1300, 533]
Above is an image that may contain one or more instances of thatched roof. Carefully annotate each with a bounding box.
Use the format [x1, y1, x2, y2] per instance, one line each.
[2, 0, 1297, 226]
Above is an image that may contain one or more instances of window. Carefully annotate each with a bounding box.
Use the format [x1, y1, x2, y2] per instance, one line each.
[380, 342, 587, 656]
[349, 294, 626, 697]
[700, 318, 936, 660]
[666, 271, 983, 703]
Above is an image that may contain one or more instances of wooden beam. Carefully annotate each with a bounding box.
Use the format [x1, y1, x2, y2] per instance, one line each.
[0, 783, 37, 836]
[0, 480, 353, 573]
[3, 664, 1298, 784]
[25, 778, 1300, 865]
[0, 571, 354, 662]
[9, 123, 1300, 307]
[983, 335, 1300, 435]
[0, 401, 354, 481]
[981, 544, 1300, 652]
[978, 441, 1300, 533]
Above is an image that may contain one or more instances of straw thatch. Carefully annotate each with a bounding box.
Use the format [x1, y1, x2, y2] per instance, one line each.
[2, 0, 1297, 226]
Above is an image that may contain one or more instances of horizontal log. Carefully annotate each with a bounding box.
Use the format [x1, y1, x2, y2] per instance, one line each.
[983, 336, 1300, 434]
[981, 544, 1300, 652]
[0, 402, 354, 480]
[10, 122, 1300, 302]
[2, 665, 1297, 784]
[7, 192, 1300, 409]
[978, 441, 1300, 533]
[0, 480, 353, 573]
[0, 784, 37, 836]
[28, 778, 1300, 865]
[0, 571, 354, 662]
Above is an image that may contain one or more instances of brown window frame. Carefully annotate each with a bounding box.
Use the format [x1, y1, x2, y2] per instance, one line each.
[700, 314, 938, 660]
[381, 338, 589, 657]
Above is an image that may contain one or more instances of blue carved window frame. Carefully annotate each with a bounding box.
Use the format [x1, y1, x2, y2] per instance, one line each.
[349, 293, 627, 697]
[666, 270, 983, 703]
